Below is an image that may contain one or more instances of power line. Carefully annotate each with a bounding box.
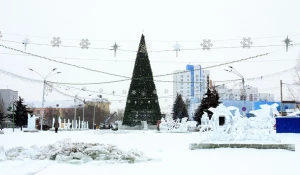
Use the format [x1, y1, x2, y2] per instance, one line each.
[1, 52, 298, 63]
[2, 31, 300, 42]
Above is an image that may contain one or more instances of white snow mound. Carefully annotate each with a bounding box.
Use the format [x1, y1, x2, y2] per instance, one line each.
[2, 139, 151, 164]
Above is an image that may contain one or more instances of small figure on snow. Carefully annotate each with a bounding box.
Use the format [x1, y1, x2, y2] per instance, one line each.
[54, 121, 59, 133]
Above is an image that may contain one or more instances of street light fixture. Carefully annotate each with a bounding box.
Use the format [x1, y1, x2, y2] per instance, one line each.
[29, 68, 61, 130]
[225, 66, 246, 117]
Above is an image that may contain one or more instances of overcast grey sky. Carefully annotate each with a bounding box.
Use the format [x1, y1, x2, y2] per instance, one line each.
[1, 0, 300, 112]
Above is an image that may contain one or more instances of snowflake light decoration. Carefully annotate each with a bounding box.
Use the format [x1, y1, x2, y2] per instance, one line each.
[122, 90, 127, 94]
[22, 37, 30, 51]
[283, 36, 292, 52]
[155, 99, 158, 103]
[111, 42, 120, 57]
[0, 31, 2, 38]
[164, 89, 169, 93]
[51, 37, 62, 47]
[139, 44, 148, 55]
[153, 90, 157, 94]
[127, 100, 131, 103]
[141, 91, 146, 96]
[132, 90, 136, 95]
[173, 41, 181, 57]
[240, 37, 253, 49]
[200, 39, 213, 50]
[79, 39, 91, 49]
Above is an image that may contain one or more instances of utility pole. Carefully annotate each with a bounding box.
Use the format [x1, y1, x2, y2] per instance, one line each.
[280, 80, 283, 115]
[41, 80, 46, 131]
[93, 103, 96, 130]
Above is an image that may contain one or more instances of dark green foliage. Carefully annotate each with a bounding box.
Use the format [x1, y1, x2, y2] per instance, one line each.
[0, 110, 4, 130]
[9, 96, 33, 131]
[172, 93, 189, 120]
[123, 35, 161, 126]
[194, 88, 221, 124]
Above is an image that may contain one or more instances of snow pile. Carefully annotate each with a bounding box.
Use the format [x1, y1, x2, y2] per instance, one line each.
[93, 130, 137, 135]
[0, 139, 151, 164]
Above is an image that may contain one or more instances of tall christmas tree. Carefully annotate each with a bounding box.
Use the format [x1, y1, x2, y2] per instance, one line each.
[123, 35, 161, 126]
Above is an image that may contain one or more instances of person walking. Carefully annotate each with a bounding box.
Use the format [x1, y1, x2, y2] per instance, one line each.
[54, 121, 59, 133]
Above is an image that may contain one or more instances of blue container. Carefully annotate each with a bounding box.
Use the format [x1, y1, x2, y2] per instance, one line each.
[276, 117, 300, 133]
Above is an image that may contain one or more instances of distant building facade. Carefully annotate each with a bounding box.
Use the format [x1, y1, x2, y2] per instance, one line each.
[0, 89, 18, 115]
[216, 85, 274, 102]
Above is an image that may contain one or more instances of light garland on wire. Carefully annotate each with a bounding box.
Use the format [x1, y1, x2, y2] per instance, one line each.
[0, 68, 43, 84]
[0, 44, 130, 79]
[0, 44, 280, 80]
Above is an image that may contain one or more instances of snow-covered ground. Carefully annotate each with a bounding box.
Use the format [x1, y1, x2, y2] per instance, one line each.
[0, 129, 300, 175]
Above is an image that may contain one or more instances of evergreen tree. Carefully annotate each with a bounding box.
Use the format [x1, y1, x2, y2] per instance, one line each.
[0, 110, 4, 130]
[194, 78, 221, 124]
[123, 35, 161, 126]
[172, 93, 189, 121]
[9, 97, 33, 131]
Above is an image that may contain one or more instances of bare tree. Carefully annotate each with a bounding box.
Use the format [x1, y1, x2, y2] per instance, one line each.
[116, 108, 124, 121]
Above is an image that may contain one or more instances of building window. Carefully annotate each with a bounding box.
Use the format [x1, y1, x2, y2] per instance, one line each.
[187, 75, 189, 77]
[181, 79, 183, 82]
[196, 79, 199, 82]
[187, 79, 189, 81]
[196, 86, 199, 89]
[181, 75, 183, 78]
[196, 75, 199, 77]
[181, 83, 183, 85]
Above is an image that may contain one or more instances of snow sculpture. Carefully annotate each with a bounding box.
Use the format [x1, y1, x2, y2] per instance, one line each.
[159, 117, 190, 132]
[141, 121, 148, 130]
[199, 103, 279, 142]
[27, 114, 37, 130]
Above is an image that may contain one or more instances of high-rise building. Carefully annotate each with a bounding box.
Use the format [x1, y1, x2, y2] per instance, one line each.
[173, 65, 210, 119]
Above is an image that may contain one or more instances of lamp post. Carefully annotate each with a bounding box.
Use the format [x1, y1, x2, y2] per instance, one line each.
[29, 68, 61, 130]
[7, 96, 16, 132]
[225, 66, 246, 117]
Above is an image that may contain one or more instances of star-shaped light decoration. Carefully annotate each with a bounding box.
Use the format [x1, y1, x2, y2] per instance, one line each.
[155, 99, 158, 103]
[200, 39, 213, 50]
[153, 89, 157, 94]
[79, 39, 91, 49]
[22, 37, 30, 51]
[132, 90, 136, 95]
[283, 36, 292, 52]
[111, 42, 120, 57]
[173, 41, 181, 57]
[51, 37, 62, 47]
[139, 43, 148, 56]
[127, 100, 131, 103]
[240, 37, 253, 49]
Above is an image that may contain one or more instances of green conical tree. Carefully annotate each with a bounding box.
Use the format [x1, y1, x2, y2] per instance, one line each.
[194, 77, 221, 124]
[7, 97, 33, 131]
[172, 93, 189, 121]
[123, 35, 161, 126]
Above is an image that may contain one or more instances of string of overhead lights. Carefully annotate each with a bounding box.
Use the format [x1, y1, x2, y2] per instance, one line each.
[0, 43, 287, 81]
[0, 33, 297, 57]
[0, 67, 297, 103]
